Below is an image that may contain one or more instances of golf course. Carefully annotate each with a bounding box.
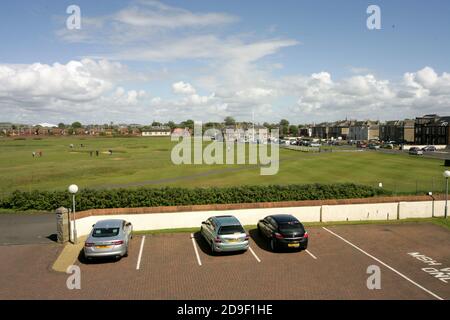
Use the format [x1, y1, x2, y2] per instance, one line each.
[0, 136, 447, 198]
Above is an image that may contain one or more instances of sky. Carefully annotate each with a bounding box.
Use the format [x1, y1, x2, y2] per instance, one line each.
[0, 0, 450, 125]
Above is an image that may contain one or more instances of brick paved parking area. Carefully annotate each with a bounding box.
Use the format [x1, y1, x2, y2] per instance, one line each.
[1, 223, 449, 300]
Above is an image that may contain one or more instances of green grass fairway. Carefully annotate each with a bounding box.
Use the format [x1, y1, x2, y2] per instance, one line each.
[0, 136, 446, 197]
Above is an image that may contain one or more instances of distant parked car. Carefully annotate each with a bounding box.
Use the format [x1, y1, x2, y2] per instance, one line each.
[409, 147, 424, 155]
[84, 219, 133, 260]
[310, 143, 321, 147]
[201, 215, 249, 253]
[368, 144, 380, 150]
[357, 141, 368, 148]
[257, 214, 308, 252]
[381, 143, 394, 149]
[422, 145, 437, 152]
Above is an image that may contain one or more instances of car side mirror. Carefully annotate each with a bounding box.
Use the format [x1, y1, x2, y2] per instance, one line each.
[201, 221, 206, 224]
[92, 224, 95, 227]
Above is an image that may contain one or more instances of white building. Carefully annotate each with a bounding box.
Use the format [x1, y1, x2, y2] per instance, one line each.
[141, 126, 171, 137]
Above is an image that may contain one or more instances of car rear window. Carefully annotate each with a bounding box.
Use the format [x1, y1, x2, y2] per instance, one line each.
[278, 221, 304, 233]
[218, 225, 245, 235]
[92, 228, 120, 238]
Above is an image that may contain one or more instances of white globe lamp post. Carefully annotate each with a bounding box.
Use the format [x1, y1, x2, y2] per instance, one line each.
[68, 184, 79, 243]
[444, 171, 450, 219]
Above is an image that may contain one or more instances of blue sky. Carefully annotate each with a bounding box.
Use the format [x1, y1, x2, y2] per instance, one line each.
[1, 0, 450, 124]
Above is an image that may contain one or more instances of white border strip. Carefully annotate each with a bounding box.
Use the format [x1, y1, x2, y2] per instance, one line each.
[136, 235, 145, 270]
[191, 233, 202, 266]
[305, 249, 317, 260]
[249, 247, 261, 263]
[322, 227, 443, 300]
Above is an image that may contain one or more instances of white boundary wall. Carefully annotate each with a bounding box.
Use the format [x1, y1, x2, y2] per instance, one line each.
[401, 145, 447, 150]
[70, 200, 447, 237]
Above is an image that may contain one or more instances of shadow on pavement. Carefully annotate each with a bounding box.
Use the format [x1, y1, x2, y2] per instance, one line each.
[249, 228, 303, 254]
[193, 231, 247, 257]
[77, 249, 123, 265]
[46, 234, 58, 243]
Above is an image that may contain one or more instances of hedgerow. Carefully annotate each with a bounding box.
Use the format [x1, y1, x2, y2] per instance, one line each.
[0, 183, 391, 211]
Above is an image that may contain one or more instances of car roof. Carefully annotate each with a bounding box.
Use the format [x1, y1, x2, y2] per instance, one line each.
[212, 215, 241, 227]
[94, 219, 124, 228]
[270, 214, 300, 223]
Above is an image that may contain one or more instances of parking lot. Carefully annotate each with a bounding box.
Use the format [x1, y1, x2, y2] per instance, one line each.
[0, 223, 449, 300]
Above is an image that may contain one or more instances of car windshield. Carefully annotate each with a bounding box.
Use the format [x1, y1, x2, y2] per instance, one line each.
[279, 221, 304, 233]
[92, 227, 120, 238]
[218, 225, 245, 235]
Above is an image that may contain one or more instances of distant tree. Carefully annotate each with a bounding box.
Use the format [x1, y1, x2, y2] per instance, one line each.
[166, 121, 176, 129]
[151, 121, 162, 127]
[264, 122, 278, 130]
[58, 123, 66, 129]
[289, 125, 299, 135]
[181, 119, 195, 130]
[71, 122, 82, 129]
[279, 119, 289, 136]
[224, 116, 236, 126]
[279, 119, 289, 127]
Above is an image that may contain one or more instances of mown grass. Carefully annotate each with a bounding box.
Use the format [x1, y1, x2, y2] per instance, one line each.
[0, 136, 447, 197]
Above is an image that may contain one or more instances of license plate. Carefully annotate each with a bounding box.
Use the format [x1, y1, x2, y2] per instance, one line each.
[228, 239, 239, 243]
[288, 243, 300, 248]
[96, 245, 111, 249]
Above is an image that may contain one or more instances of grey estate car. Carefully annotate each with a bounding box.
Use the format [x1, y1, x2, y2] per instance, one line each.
[200, 215, 249, 253]
[84, 219, 133, 260]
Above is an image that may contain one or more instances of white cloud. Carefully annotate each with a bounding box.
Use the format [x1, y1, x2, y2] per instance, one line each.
[0, 59, 153, 123]
[0, 60, 115, 102]
[56, 1, 237, 45]
[2, 58, 450, 125]
[172, 81, 196, 95]
[286, 67, 450, 121]
[114, 5, 237, 29]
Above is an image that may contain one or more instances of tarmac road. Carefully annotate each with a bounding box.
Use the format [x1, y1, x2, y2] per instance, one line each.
[0, 213, 56, 245]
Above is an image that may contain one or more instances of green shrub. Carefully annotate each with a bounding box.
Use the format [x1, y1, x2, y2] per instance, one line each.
[0, 184, 391, 212]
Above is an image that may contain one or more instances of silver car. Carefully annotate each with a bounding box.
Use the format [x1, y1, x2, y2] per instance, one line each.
[84, 219, 133, 260]
[200, 215, 249, 253]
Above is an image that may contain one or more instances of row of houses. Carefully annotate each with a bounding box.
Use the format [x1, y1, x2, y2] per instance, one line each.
[0, 123, 174, 137]
[306, 115, 450, 145]
[2, 114, 449, 146]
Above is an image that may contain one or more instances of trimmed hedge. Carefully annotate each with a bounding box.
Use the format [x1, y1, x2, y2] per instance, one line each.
[0, 184, 391, 212]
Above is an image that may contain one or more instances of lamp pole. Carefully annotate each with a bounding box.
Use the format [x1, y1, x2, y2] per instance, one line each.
[444, 171, 450, 219]
[68, 184, 79, 243]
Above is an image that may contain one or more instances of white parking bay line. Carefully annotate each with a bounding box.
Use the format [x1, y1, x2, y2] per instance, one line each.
[322, 227, 443, 301]
[249, 247, 261, 263]
[136, 235, 145, 270]
[191, 233, 202, 266]
[305, 249, 317, 260]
